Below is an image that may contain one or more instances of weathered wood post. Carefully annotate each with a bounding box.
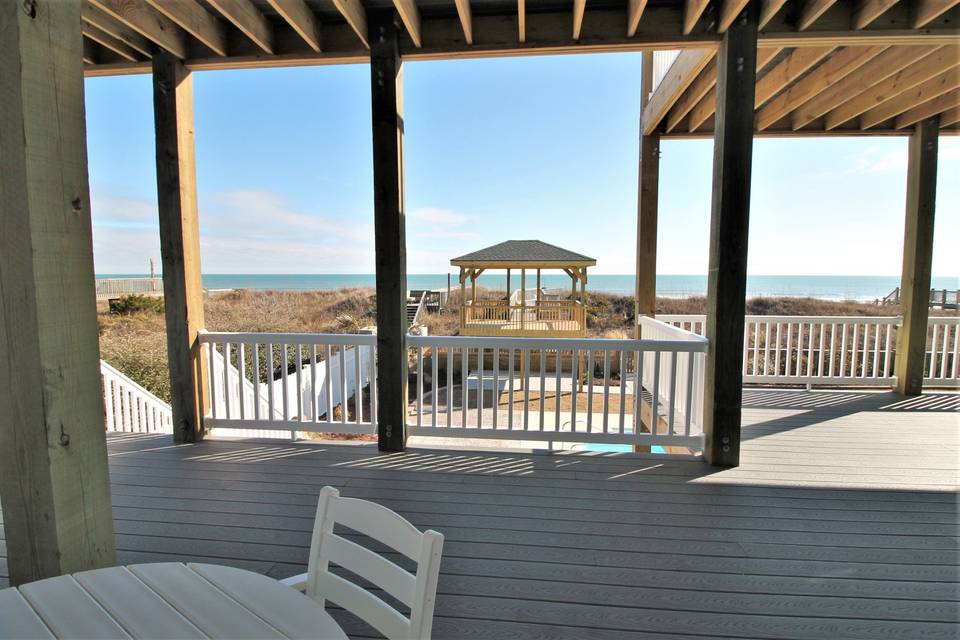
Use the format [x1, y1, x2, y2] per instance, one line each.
[702, 3, 758, 467]
[895, 116, 939, 396]
[0, 0, 116, 584]
[370, 9, 408, 451]
[635, 51, 661, 338]
[153, 52, 210, 443]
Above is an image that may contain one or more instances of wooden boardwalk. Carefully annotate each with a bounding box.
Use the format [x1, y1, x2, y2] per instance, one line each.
[2, 389, 958, 638]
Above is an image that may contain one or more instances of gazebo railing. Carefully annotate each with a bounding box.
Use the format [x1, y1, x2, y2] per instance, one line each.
[461, 299, 586, 335]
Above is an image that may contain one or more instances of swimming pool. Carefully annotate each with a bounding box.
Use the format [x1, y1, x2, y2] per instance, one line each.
[581, 443, 665, 454]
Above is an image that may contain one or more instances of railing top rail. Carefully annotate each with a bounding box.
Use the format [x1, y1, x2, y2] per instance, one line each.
[638, 316, 708, 342]
[100, 360, 171, 407]
[199, 330, 378, 346]
[407, 333, 708, 352]
[654, 314, 906, 323]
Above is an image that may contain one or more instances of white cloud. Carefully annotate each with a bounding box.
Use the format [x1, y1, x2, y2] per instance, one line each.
[90, 189, 158, 226]
[852, 146, 907, 174]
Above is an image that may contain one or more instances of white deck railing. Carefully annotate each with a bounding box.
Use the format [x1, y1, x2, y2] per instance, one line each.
[199, 331, 377, 435]
[101, 360, 173, 433]
[406, 318, 708, 449]
[657, 315, 959, 388]
[95, 277, 163, 300]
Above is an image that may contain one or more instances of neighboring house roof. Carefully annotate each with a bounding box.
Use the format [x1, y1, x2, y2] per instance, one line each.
[451, 240, 596, 268]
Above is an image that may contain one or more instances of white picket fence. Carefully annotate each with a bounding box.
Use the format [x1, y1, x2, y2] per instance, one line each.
[101, 360, 173, 433]
[405, 317, 708, 449]
[658, 315, 959, 388]
[95, 277, 163, 300]
[199, 331, 377, 435]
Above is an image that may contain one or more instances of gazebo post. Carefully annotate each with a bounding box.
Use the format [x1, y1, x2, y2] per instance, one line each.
[536, 269, 542, 320]
[507, 268, 511, 298]
[521, 268, 527, 331]
[635, 51, 660, 337]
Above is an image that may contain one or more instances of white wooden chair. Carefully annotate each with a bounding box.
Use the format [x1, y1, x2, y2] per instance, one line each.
[280, 486, 445, 640]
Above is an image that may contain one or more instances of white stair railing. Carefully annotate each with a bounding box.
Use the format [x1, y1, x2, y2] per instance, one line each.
[101, 360, 173, 433]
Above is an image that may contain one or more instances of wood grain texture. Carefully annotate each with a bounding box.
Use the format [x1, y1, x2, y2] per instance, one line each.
[145, 0, 228, 56]
[455, 0, 473, 44]
[642, 48, 714, 134]
[911, 0, 960, 27]
[89, 0, 188, 57]
[759, 0, 788, 28]
[718, 0, 750, 32]
[626, 0, 648, 37]
[798, 0, 839, 30]
[896, 88, 960, 128]
[152, 53, 210, 443]
[860, 66, 960, 128]
[635, 52, 660, 326]
[370, 10, 409, 451]
[0, 0, 116, 586]
[81, 2, 153, 57]
[81, 19, 140, 61]
[853, 0, 900, 29]
[393, 0, 423, 47]
[687, 47, 781, 132]
[206, 0, 274, 53]
[683, 0, 710, 34]
[267, 0, 322, 52]
[331, 0, 369, 48]
[702, 2, 758, 467]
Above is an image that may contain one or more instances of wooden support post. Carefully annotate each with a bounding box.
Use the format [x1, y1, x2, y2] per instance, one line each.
[521, 268, 526, 331]
[580, 267, 587, 305]
[571, 268, 578, 299]
[895, 116, 939, 396]
[536, 269, 541, 320]
[370, 9, 408, 451]
[153, 52, 209, 444]
[702, 3, 758, 467]
[0, 0, 116, 584]
[636, 51, 661, 337]
[506, 268, 511, 297]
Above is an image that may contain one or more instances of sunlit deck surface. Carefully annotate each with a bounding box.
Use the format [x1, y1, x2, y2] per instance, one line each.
[2, 389, 958, 638]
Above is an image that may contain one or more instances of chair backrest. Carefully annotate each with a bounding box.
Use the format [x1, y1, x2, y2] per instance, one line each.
[305, 486, 444, 640]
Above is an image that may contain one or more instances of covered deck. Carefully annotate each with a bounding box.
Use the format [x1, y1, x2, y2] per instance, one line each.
[3, 388, 956, 637]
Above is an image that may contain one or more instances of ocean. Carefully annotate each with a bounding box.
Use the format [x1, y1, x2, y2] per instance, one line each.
[97, 273, 959, 302]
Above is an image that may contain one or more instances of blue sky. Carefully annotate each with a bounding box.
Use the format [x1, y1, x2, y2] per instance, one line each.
[85, 52, 958, 277]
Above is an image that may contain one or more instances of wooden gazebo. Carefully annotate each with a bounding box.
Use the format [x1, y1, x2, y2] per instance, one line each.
[452, 240, 596, 337]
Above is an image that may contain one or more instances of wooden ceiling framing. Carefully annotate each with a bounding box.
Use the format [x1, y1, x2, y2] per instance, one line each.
[640, 1, 960, 136]
[82, 1, 957, 80]
[78, 1, 959, 134]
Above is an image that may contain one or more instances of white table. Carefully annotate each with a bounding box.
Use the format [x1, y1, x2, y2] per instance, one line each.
[0, 562, 348, 640]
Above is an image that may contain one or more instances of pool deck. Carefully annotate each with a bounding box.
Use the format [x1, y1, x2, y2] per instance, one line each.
[1, 388, 958, 638]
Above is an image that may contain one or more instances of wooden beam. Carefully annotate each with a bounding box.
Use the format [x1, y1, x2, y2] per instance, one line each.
[755, 46, 834, 108]
[825, 46, 958, 129]
[455, 0, 474, 45]
[791, 44, 939, 129]
[703, 1, 758, 467]
[332, 0, 369, 48]
[860, 66, 960, 128]
[895, 116, 939, 395]
[798, 0, 839, 30]
[683, 0, 710, 35]
[687, 46, 784, 131]
[642, 48, 714, 134]
[82, 19, 140, 61]
[573, 0, 587, 40]
[755, 45, 887, 130]
[626, 0, 649, 37]
[718, 0, 750, 33]
[636, 51, 660, 327]
[266, 0, 322, 52]
[83, 37, 99, 64]
[912, 0, 960, 27]
[0, 0, 116, 585]
[759, 0, 788, 28]
[853, 0, 900, 29]
[666, 57, 716, 132]
[939, 104, 960, 126]
[89, 0, 188, 58]
[81, 2, 153, 57]
[393, 0, 423, 48]
[145, 0, 227, 56]
[206, 0, 274, 54]
[895, 87, 960, 128]
[369, 10, 408, 452]
[518, 0, 525, 43]
[152, 52, 209, 443]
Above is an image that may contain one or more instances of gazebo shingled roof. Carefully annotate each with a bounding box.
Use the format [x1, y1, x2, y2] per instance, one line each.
[451, 240, 596, 267]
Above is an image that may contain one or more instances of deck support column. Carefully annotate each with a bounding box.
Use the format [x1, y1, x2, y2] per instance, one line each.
[895, 116, 939, 396]
[702, 3, 758, 467]
[370, 9, 408, 451]
[635, 51, 661, 337]
[0, 0, 116, 584]
[153, 53, 209, 443]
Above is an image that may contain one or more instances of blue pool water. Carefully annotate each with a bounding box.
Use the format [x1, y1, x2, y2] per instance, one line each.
[582, 443, 666, 454]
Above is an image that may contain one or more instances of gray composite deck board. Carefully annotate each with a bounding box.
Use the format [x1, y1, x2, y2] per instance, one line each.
[0, 389, 958, 638]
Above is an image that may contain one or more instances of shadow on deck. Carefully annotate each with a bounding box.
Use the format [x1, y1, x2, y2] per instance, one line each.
[1, 389, 958, 638]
